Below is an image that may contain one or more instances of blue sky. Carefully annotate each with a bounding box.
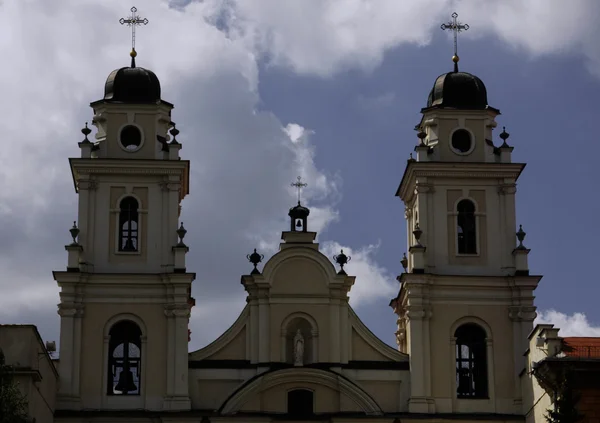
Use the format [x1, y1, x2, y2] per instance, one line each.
[1, 0, 600, 351]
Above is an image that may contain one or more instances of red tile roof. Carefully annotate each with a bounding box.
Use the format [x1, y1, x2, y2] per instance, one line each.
[563, 337, 600, 358]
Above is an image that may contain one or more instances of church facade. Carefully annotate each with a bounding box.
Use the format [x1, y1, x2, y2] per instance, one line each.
[2, 34, 553, 423]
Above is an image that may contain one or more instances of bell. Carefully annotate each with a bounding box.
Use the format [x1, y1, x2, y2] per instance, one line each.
[115, 369, 137, 393]
[296, 219, 303, 228]
[123, 238, 136, 251]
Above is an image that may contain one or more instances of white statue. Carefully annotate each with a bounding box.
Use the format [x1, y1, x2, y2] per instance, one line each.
[293, 329, 305, 366]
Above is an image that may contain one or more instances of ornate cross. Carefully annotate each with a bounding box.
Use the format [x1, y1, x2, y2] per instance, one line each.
[119, 6, 148, 65]
[291, 176, 307, 204]
[440, 12, 469, 71]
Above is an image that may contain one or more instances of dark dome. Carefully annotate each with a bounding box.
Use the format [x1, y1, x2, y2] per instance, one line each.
[104, 66, 161, 104]
[289, 202, 310, 219]
[426, 71, 488, 110]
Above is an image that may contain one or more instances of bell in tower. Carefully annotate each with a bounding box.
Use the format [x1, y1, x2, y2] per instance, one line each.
[114, 369, 137, 394]
[288, 177, 310, 232]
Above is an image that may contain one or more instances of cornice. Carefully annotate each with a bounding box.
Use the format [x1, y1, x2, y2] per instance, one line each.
[71, 162, 189, 176]
[396, 161, 526, 201]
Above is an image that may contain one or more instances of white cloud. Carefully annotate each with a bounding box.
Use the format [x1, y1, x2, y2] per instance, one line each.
[536, 310, 600, 337]
[221, 0, 600, 78]
[321, 241, 396, 308]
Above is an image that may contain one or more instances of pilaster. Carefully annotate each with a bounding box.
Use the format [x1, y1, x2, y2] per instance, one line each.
[56, 303, 84, 409]
[406, 304, 435, 413]
[163, 305, 192, 410]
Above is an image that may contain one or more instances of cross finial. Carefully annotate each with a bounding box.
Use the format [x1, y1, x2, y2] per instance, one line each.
[440, 12, 469, 72]
[119, 6, 149, 68]
[291, 176, 308, 205]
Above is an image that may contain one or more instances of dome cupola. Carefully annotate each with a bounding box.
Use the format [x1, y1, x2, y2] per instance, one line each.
[103, 50, 161, 104]
[426, 68, 488, 110]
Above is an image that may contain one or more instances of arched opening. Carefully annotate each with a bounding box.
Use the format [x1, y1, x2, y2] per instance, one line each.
[107, 320, 142, 395]
[457, 199, 477, 254]
[118, 197, 139, 252]
[455, 323, 488, 398]
[285, 317, 314, 366]
[287, 389, 314, 416]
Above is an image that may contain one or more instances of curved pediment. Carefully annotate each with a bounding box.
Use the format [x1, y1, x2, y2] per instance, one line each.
[219, 367, 383, 415]
[349, 307, 409, 362]
[264, 246, 339, 282]
[258, 246, 354, 296]
[189, 306, 248, 361]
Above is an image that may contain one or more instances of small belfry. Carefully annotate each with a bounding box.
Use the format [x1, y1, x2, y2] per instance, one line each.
[289, 176, 310, 232]
[390, 12, 541, 415]
[53, 5, 194, 413]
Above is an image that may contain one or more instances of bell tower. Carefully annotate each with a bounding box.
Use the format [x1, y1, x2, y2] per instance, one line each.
[54, 10, 194, 412]
[390, 14, 541, 416]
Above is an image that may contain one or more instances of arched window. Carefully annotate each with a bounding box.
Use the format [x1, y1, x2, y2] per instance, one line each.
[107, 320, 142, 395]
[288, 389, 314, 416]
[457, 199, 477, 254]
[455, 323, 488, 398]
[118, 197, 139, 252]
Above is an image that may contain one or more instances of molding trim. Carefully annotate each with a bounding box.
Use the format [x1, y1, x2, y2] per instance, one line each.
[219, 367, 383, 415]
[188, 306, 249, 361]
[349, 307, 409, 361]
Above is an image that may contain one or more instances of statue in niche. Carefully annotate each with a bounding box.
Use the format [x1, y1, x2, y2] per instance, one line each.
[293, 329, 305, 366]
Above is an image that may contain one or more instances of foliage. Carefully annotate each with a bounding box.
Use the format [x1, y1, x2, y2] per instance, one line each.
[545, 368, 584, 423]
[0, 349, 29, 423]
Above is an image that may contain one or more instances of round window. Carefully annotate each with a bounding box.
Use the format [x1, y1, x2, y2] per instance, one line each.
[120, 125, 142, 151]
[451, 129, 473, 154]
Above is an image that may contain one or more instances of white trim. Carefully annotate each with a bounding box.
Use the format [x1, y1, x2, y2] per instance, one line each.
[449, 127, 476, 156]
[117, 122, 145, 153]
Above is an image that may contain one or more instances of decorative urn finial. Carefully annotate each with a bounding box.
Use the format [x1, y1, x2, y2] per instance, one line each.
[176, 222, 187, 246]
[413, 223, 423, 245]
[69, 221, 80, 245]
[417, 130, 426, 145]
[247, 248, 264, 275]
[81, 122, 92, 143]
[333, 249, 351, 275]
[516, 224, 527, 249]
[400, 252, 408, 272]
[169, 123, 180, 145]
[500, 126, 510, 147]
